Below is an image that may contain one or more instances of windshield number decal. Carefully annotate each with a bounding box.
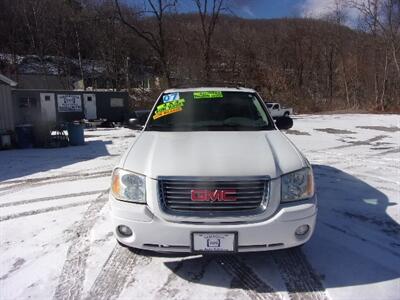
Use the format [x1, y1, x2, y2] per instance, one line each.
[162, 92, 180, 103]
[193, 91, 223, 99]
[153, 99, 185, 120]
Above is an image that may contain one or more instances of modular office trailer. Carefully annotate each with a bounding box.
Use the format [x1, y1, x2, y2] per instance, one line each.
[0, 75, 17, 132]
[11, 89, 129, 126]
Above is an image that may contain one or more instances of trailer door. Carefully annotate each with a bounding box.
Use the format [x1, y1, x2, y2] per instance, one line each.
[40, 93, 56, 122]
[83, 94, 97, 120]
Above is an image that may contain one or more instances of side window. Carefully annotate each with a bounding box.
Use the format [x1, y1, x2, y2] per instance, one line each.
[273, 104, 279, 110]
[45, 95, 50, 101]
[19, 97, 37, 108]
[87, 96, 92, 101]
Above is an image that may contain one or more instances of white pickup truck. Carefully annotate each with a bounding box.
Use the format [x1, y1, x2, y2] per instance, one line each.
[266, 102, 293, 118]
[110, 87, 316, 253]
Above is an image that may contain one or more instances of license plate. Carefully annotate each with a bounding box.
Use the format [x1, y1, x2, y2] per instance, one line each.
[192, 232, 237, 253]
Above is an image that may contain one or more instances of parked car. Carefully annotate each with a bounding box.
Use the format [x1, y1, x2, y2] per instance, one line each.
[110, 87, 316, 253]
[265, 102, 293, 118]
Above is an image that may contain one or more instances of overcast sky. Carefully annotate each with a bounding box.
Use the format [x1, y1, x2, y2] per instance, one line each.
[125, 0, 361, 22]
[178, 0, 360, 20]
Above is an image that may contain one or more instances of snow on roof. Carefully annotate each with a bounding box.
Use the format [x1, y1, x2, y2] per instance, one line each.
[0, 74, 17, 86]
[0, 53, 106, 77]
[0, 53, 24, 65]
[164, 87, 256, 93]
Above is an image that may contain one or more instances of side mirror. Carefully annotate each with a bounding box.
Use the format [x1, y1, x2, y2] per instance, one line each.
[128, 118, 142, 130]
[275, 116, 293, 130]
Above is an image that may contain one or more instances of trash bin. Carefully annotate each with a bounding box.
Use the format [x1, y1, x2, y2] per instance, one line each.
[67, 122, 85, 146]
[0, 133, 12, 149]
[15, 124, 34, 148]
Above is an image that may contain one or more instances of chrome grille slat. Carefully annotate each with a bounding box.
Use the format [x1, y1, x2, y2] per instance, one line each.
[168, 205, 258, 210]
[165, 190, 264, 195]
[166, 195, 262, 199]
[164, 186, 265, 190]
[167, 200, 262, 204]
[163, 182, 265, 186]
[159, 176, 269, 215]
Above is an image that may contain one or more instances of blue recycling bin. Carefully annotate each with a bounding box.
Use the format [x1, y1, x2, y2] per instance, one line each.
[67, 122, 85, 146]
[15, 124, 34, 148]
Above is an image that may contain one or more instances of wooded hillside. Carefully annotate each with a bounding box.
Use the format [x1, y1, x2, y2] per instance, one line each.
[1, 0, 399, 112]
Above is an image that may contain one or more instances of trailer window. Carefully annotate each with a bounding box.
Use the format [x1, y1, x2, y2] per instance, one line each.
[19, 97, 37, 108]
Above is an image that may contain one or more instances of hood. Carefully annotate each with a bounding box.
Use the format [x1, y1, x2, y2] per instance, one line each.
[122, 130, 306, 179]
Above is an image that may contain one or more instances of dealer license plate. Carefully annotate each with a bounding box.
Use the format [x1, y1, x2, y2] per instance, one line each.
[192, 232, 237, 252]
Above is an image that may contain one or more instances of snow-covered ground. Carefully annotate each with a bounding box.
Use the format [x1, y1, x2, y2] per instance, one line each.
[0, 114, 399, 300]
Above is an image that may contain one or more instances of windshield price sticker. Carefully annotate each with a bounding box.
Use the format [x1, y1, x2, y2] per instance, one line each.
[162, 92, 180, 103]
[193, 91, 223, 99]
[153, 99, 185, 120]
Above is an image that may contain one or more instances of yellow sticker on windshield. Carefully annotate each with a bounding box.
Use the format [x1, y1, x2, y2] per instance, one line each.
[153, 99, 185, 120]
[153, 107, 183, 119]
[193, 91, 223, 99]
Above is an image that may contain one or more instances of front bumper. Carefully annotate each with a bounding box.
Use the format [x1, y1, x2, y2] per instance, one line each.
[110, 194, 317, 253]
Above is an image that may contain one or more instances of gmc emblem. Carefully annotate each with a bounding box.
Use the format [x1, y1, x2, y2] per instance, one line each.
[191, 189, 237, 202]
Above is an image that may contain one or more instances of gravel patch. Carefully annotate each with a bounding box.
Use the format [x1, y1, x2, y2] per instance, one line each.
[315, 128, 356, 134]
[356, 126, 400, 132]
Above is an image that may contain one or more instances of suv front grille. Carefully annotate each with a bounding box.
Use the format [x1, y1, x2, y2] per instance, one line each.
[158, 177, 269, 215]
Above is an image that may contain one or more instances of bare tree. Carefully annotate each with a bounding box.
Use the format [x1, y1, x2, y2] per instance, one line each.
[350, 0, 400, 110]
[352, 0, 400, 79]
[382, 0, 400, 79]
[326, 0, 352, 107]
[193, 0, 225, 82]
[1, 0, 399, 112]
[114, 0, 177, 87]
[65, 0, 86, 89]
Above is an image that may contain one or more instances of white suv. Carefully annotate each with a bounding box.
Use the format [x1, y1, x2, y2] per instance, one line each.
[110, 87, 316, 253]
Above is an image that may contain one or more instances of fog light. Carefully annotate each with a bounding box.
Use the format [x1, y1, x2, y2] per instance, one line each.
[117, 225, 132, 237]
[295, 225, 310, 236]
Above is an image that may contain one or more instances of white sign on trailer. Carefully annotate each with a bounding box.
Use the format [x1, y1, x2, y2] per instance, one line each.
[57, 95, 82, 112]
[110, 98, 124, 107]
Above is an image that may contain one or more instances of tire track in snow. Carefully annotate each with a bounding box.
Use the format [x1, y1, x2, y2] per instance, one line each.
[157, 256, 214, 298]
[0, 200, 94, 222]
[53, 192, 108, 300]
[321, 221, 400, 258]
[0, 170, 112, 186]
[272, 248, 328, 300]
[0, 189, 107, 208]
[85, 245, 140, 300]
[217, 255, 281, 300]
[157, 260, 185, 298]
[0, 170, 111, 196]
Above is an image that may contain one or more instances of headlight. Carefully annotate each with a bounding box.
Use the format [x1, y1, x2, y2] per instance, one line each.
[281, 168, 314, 202]
[111, 168, 146, 203]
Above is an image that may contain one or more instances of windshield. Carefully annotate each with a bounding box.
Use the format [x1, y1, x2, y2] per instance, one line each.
[145, 91, 274, 131]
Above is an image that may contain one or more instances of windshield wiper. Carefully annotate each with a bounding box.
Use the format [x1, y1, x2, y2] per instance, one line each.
[146, 123, 194, 131]
[147, 123, 273, 131]
[193, 124, 272, 131]
[248, 124, 273, 130]
[146, 124, 172, 130]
